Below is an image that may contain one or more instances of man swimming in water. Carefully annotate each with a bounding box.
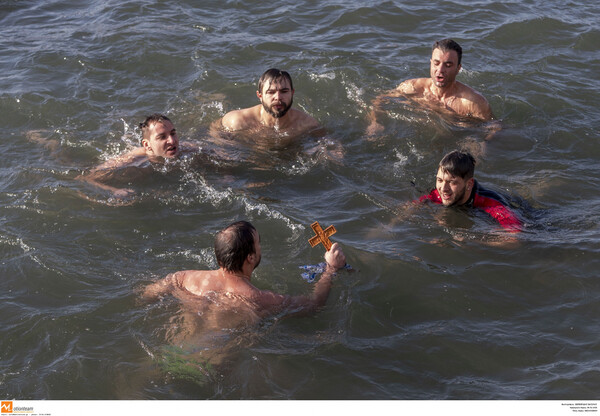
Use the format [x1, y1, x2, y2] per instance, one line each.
[419, 150, 522, 232]
[216, 68, 321, 136]
[210, 68, 343, 163]
[80, 113, 200, 197]
[142, 220, 347, 321]
[367, 38, 496, 136]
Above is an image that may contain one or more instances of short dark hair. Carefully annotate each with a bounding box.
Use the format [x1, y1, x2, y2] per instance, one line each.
[214, 221, 257, 273]
[433, 38, 462, 66]
[438, 150, 475, 179]
[257, 68, 294, 94]
[139, 113, 172, 141]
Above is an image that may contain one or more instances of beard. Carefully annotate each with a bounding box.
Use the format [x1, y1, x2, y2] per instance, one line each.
[263, 98, 292, 119]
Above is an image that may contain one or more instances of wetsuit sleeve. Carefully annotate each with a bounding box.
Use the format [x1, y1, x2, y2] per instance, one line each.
[474, 195, 522, 232]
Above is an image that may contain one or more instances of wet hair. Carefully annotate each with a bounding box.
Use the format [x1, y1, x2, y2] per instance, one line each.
[432, 38, 462, 66]
[139, 113, 172, 141]
[257, 68, 294, 94]
[214, 221, 257, 273]
[438, 150, 475, 179]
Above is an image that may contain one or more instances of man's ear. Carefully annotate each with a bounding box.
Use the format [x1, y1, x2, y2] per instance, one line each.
[142, 138, 152, 154]
[467, 177, 474, 189]
[256, 90, 262, 101]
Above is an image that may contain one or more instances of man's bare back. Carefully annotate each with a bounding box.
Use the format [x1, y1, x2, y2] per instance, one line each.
[142, 222, 347, 330]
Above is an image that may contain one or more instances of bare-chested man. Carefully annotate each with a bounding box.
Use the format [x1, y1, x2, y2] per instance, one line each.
[367, 39, 496, 137]
[142, 221, 347, 324]
[210, 68, 344, 164]
[216, 68, 321, 136]
[79, 114, 201, 197]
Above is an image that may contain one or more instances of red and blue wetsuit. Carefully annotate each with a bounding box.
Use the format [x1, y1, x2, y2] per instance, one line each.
[419, 180, 522, 232]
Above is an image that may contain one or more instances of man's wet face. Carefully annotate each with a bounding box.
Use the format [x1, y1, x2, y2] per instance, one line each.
[436, 168, 471, 207]
[144, 120, 179, 158]
[430, 48, 461, 89]
[259, 78, 294, 118]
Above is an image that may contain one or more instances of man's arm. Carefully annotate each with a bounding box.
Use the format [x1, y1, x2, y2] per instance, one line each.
[366, 79, 422, 138]
[77, 147, 146, 197]
[366, 88, 402, 138]
[141, 272, 181, 301]
[252, 243, 347, 317]
[482, 204, 522, 233]
[457, 85, 495, 122]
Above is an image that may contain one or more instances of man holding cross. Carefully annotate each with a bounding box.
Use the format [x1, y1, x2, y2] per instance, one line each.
[142, 221, 347, 322]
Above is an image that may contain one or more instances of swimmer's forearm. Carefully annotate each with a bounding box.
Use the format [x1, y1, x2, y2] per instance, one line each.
[483, 120, 502, 141]
[310, 265, 336, 308]
[77, 171, 135, 197]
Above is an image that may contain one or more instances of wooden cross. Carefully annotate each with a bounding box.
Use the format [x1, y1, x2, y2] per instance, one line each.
[308, 221, 336, 251]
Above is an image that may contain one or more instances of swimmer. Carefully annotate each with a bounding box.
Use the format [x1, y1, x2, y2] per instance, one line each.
[210, 68, 343, 164]
[142, 221, 347, 321]
[367, 39, 499, 137]
[418, 150, 522, 233]
[79, 114, 201, 197]
[214, 68, 321, 136]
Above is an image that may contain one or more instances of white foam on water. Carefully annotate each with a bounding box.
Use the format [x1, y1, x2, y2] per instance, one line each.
[156, 248, 217, 269]
[241, 197, 305, 235]
[392, 148, 409, 176]
[309, 72, 336, 81]
[0, 235, 33, 253]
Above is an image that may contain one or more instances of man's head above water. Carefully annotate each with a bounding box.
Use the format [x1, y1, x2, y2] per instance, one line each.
[139, 113, 179, 159]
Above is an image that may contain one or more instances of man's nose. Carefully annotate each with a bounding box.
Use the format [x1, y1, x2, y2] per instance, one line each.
[167, 134, 176, 143]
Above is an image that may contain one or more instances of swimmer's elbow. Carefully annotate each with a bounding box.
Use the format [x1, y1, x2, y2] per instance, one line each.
[141, 277, 174, 301]
[141, 284, 161, 301]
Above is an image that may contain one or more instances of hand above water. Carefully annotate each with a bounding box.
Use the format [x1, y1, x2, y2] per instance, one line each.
[325, 242, 346, 270]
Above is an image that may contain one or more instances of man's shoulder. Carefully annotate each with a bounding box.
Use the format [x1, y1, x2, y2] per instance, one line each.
[397, 78, 430, 94]
[454, 82, 493, 120]
[289, 108, 320, 128]
[472, 182, 508, 207]
[175, 269, 221, 294]
[221, 105, 261, 130]
[419, 188, 441, 204]
[456, 82, 488, 103]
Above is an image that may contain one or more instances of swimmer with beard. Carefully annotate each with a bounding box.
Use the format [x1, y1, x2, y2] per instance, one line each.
[216, 68, 321, 136]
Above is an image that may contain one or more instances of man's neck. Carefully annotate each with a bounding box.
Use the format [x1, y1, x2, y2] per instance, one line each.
[461, 179, 477, 206]
[221, 268, 251, 282]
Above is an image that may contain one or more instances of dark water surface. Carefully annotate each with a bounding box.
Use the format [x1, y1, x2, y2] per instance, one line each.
[1, 0, 599, 400]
